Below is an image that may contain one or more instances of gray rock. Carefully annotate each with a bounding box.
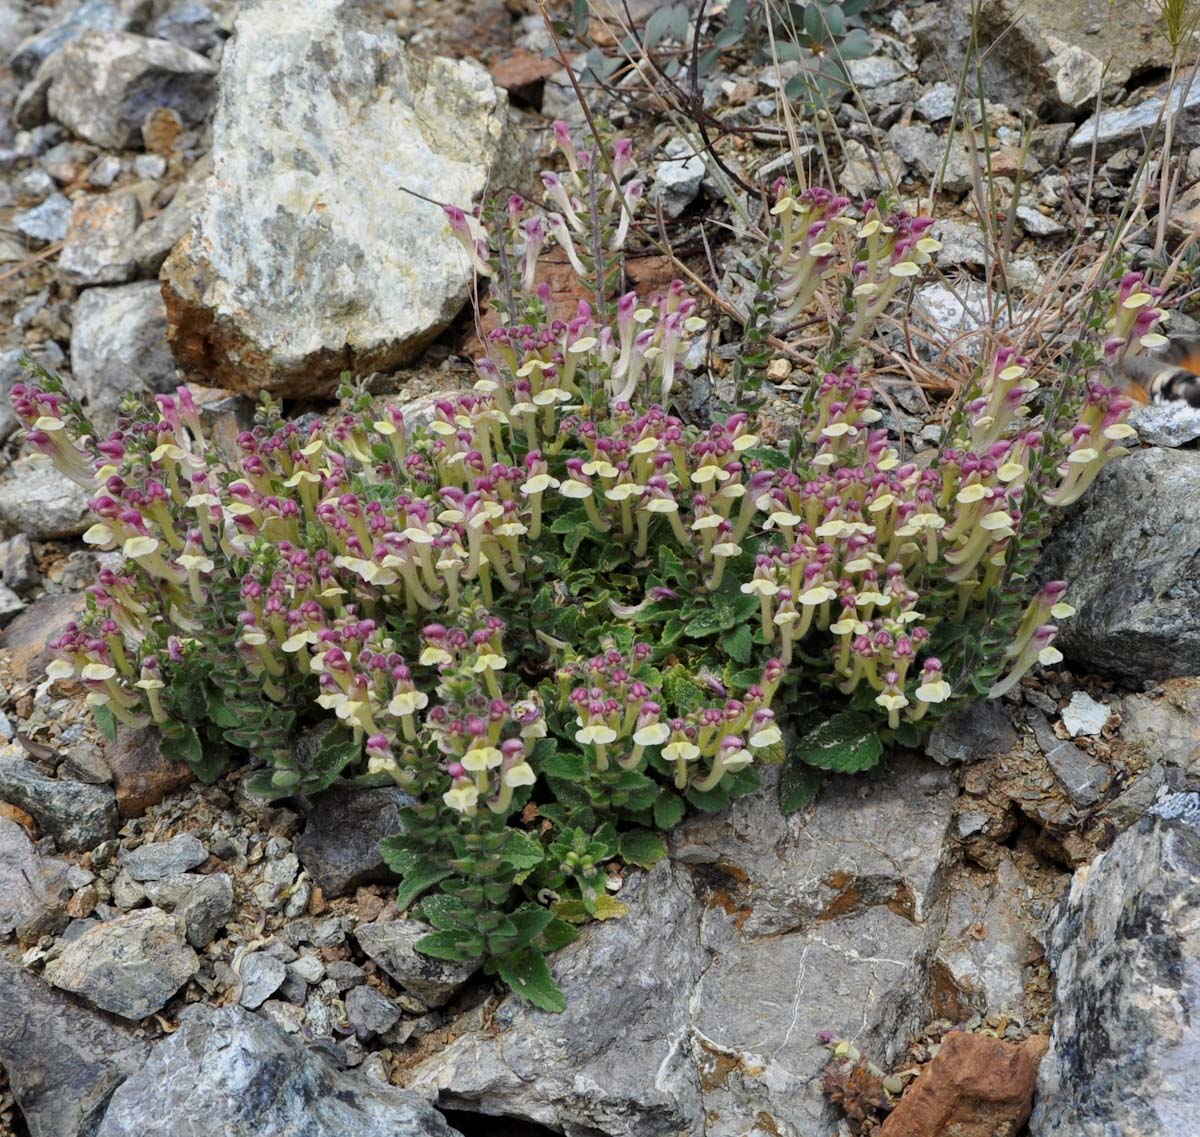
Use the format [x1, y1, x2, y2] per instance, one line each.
[0, 582, 24, 626]
[14, 166, 56, 203]
[88, 154, 123, 187]
[46, 30, 216, 149]
[1060, 691, 1109, 738]
[0, 532, 38, 592]
[1120, 680, 1200, 775]
[13, 190, 71, 241]
[70, 281, 178, 430]
[0, 815, 71, 941]
[111, 869, 147, 910]
[1015, 204, 1065, 236]
[0, 958, 150, 1137]
[1038, 448, 1200, 678]
[674, 754, 956, 933]
[0, 0, 34, 58]
[1130, 399, 1200, 448]
[354, 919, 479, 1009]
[913, 0, 1171, 117]
[44, 907, 199, 1020]
[839, 140, 904, 197]
[914, 81, 957, 122]
[0, 753, 118, 851]
[143, 872, 234, 947]
[927, 701, 1020, 765]
[1031, 804, 1200, 1136]
[161, 0, 513, 399]
[410, 757, 959, 1135]
[934, 218, 989, 269]
[42, 138, 97, 183]
[256, 998, 305, 1034]
[129, 154, 209, 273]
[1100, 764, 1169, 830]
[325, 960, 365, 991]
[7, 0, 147, 82]
[846, 54, 907, 88]
[94, 1004, 462, 1137]
[152, 2, 224, 55]
[0, 456, 92, 541]
[652, 137, 704, 218]
[295, 784, 415, 897]
[934, 855, 1040, 1019]
[59, 190, 141, 284]
[407, 863, 703, 1135]
[120, 834, 208, 881]
[887, 122, 973, 193]
[132, 153, 166, 180]
[1028, 712, 1108, 809]
[1070, 79, 1200, 158]
[344, 984, 401, 1040]
[238, 953, 286, 1009]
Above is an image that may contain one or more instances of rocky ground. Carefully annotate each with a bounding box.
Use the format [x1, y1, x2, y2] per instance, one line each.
[2, 1, 1200, 1136]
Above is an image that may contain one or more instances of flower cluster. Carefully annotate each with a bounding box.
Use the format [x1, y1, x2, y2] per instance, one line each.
[1102, 270, 1168, 363]
[766, 185, 941, 341]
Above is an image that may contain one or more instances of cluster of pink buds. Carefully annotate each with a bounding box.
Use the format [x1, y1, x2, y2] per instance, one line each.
[10, 383, 100, 488]
[658, 662, 784, 792]
[988, 582, 1074, 697]
[770, 185, 855, 323]
[846, 201, 940, 341]
[1102, 271, 1168, 364]
[45, 620, 159, 728]
[1041, 380, 1137, 507]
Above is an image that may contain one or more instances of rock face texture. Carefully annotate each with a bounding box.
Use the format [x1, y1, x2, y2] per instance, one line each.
[94, 1004, 464, 1137]
[0, 815, 71, 942]
[161, 0, 512, 399]
[1031, 797, 1200, 1137]
[407, 757, 959, 1136]
[0, 959, 150, 1137]
[1038, 448, 1200, 679]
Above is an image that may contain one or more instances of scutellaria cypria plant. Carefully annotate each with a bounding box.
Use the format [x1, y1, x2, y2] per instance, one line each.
[14, 121, 1163, 1010]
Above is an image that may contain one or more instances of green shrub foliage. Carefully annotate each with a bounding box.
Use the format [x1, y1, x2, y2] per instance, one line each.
[13, 121, 1162, 1008]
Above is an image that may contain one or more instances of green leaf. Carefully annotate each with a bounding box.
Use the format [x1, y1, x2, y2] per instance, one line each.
[721, 623, 754, 664]
[778, 761, 824, 814]
[507, 906, 556, 952]
[795, 711, 884, 773]
[500, 830, 545, 874]
[414, 929, 479, 964]
[653, 789, 686, 830]
[295, 723, 362, 794]
[93, 704, 118, 743]
[204, 689, 241, 730]
[494, 948, 566, 1013]
[687, 780, 732, 813]
[380, 846, 454, 910]
[540, 915, 580, 951]
[537, 750, 588, 781]
[839, 27, 875, 59]
[662, 665, 707, 715]
[618, 828, 667, 869]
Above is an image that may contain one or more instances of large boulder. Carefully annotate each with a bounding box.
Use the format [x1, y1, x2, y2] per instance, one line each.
[0, 959, 150, 1137]
[1031, 796, 1200, 1136]
[407, 757, 961, 1136]
[912, 0, 1172, 117]
[161, 0, 513, 400]
[1038, 448, 1200, 680]
[94, 1004, 464, 1137]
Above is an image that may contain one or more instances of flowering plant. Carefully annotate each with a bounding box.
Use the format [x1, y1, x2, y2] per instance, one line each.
[13, 120, 1157, 1008]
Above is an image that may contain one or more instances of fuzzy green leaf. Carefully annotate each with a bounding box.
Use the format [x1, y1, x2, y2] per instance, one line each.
[618, 828, 668, 868]
[795, 711, 883, 773]
[721, 622, 754, 664]
[93, 704, 118, 743]
[500, 830, 545, 873]
[653, 789, 687, 830]
[414, 929, 479, 964]
[380, 846, 454, 911]
[495, 948, 566, 1013]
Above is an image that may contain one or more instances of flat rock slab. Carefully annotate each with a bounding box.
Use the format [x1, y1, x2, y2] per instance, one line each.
[0, 456, 92, 542]
[94, 1004, 464, 1137]
[119, 833, 208, 881]
[0, 959, 150, 1137]
[354, 919, 479, 1010]
[1038, 448, 1200, 679]
[407, 757, 960, 1136]
[44, 907, 199, 1020]
[162, 0, 512, 399]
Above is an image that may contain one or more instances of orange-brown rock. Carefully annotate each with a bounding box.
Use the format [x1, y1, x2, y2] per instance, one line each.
[103, 726, 195, 818]
[880, 1031, 1048, 1137]
[0, 592, 86, 684]
[488, 48, 559, 109]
